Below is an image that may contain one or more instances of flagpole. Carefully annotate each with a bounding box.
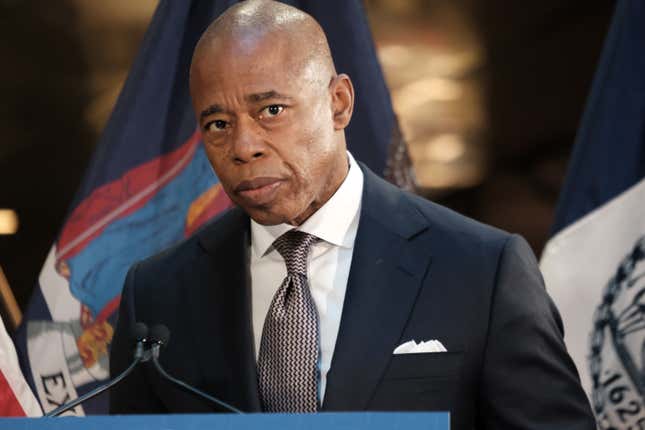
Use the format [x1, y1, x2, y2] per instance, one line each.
[0, 266, 22, 330]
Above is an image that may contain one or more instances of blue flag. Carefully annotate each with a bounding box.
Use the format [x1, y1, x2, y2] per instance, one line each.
[14, 0, 411, 415]
[540, 0, 645, 427]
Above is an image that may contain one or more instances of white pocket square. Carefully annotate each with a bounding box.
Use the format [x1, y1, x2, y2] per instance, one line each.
[393, 339, 447, 354]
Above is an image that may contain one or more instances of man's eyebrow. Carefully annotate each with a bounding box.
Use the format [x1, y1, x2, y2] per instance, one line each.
[199, 92, 292, 119]
[200, 104, 224, 119]
[246, 91, 293, 103]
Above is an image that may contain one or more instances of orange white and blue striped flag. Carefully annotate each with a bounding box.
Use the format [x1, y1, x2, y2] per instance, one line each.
[540, 0, 645, 427]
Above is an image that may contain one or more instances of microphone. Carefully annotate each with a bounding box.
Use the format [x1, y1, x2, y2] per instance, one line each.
[148, 324, 243, 414]
[45, 322, 150, 417]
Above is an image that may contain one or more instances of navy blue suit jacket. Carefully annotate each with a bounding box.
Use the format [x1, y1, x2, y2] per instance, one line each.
[110, 164, 595, 429]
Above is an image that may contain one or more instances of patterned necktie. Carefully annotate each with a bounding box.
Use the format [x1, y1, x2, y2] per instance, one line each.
[257, 230, 320, 412]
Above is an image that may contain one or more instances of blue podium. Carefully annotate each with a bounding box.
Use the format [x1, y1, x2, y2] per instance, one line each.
[1, 412, 448, 430]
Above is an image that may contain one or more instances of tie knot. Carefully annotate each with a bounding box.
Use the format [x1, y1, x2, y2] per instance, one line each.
[273, 230, 318, 275]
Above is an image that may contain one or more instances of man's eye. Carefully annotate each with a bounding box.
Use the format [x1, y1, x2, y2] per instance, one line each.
[261, 105, 284, 118]
[206, 119, 228, 132]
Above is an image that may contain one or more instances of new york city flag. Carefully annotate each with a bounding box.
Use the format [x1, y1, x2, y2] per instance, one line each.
[540, 0, 645, 427]
[14, 0, 411, 415]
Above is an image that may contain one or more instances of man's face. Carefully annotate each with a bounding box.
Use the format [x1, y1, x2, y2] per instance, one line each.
[190, 33, 348, 225]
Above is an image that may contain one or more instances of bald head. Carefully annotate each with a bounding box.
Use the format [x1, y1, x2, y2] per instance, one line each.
[189, 0, 355, 226]
[192, 0, 336, 82]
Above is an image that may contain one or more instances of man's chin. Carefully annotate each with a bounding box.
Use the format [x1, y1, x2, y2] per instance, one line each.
[245, 208, 293, 226]
[244, 205, 310, 227]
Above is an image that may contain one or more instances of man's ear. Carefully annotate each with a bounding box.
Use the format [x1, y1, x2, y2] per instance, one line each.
[330, 74, 354, 130]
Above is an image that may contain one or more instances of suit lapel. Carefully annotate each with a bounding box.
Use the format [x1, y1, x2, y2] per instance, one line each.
[184, 167, 431, 412]
[323, 166, 433, 411]
[188, 208, 261, 412]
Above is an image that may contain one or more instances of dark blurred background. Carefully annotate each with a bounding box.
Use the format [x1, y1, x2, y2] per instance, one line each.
[0, 0, 614, 327]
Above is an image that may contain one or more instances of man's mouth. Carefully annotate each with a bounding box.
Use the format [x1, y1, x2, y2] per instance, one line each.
[234, 177, 284, 205]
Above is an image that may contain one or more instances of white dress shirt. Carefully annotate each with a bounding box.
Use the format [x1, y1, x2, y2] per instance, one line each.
[250, 151, 364, 403]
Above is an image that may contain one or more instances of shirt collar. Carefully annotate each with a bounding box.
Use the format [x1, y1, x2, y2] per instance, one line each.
[251, 151, 364, 257]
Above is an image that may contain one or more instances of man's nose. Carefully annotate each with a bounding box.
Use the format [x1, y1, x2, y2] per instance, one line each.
[231, 117, 267, 164]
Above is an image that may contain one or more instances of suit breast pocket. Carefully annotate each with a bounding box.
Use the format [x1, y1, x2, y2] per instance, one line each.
[383, 351, 464, 379]
[369, 352, 465, 411]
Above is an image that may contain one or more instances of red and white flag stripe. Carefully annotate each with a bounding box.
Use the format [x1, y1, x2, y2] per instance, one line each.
[0, 316, 42, 417]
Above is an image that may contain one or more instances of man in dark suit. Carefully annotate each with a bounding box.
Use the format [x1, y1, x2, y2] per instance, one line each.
[110, 1, 596, 428]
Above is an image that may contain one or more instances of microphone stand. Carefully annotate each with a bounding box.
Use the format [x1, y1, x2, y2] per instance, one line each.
[150, 343, 243, 414]
[45, 342, 147, 417]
